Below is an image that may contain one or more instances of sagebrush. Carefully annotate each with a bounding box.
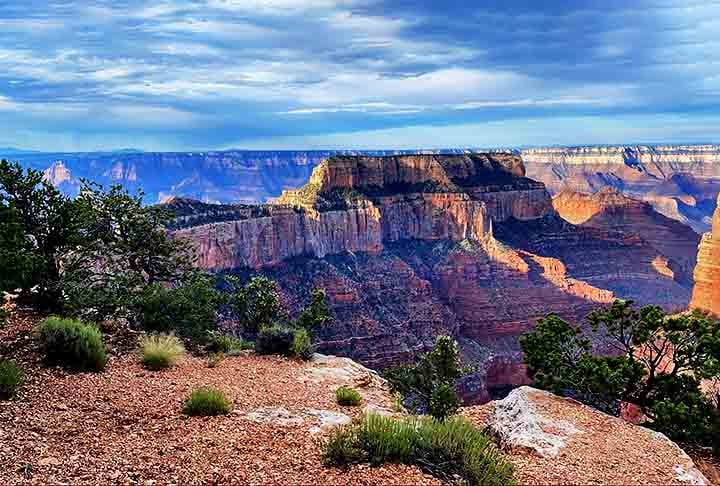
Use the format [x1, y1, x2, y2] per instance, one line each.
[35, 317, 107, 371]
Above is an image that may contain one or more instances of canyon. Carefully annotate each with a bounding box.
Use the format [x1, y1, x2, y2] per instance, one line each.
[521, 145, 720, 233]
[167, 154, 694, 402]
[691, 194, 720, 316]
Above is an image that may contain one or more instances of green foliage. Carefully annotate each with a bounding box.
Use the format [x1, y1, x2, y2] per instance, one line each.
[385, 335, 464, 420]
[291, 328, 314, 360]
[323, 413, 515, 486]
[207, 352, 225, 368]
[520, 301, 720, 448]
[182, 386, 231, 416]
[255, 324, 295, 355]
[336, 386, 362, 406]
[62, 182, 194, 321]
[228, 276, 286, 335]
[0, 360, 25, 399]
[35, 317, 107, 371]
[0, 308, 8, 328]
[132, 272, 222, 343]
[141, 333, 186, 370]
[205, 330, 254, 355]
[295, 288, 332, 334]
[0, 160, 80, 307]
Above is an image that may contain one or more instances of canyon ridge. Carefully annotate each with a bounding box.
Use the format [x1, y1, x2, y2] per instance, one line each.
[166, 153, 697, 403]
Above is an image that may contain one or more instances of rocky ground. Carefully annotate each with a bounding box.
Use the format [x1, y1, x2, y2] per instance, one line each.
[0, 311, 436, 485]
[465, 387, 717, 486]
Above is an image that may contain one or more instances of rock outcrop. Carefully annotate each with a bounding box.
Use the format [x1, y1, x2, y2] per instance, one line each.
[691, 195, 720, 315]
[553, 188, 700, 286]
[168, 154, 693, 403]
[522, 145, 720, 233]
[465, 386, 709, 485]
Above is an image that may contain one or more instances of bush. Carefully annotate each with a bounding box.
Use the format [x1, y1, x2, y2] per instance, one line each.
[35, 317, 107, 371]
[141, 334, 185, 370]
[182, 386, 231, 416]
[256, 324, 295, 355]
[133, 272, 222, 343]
[323, 414, 514, 485]
[291, 328, 313, 360]
[0, 360, 24, 399]
[336, 387, 362, 406]
[520, 301, 720, 449]
[385, 335, 464, 420]
[205, 330, 253, 355]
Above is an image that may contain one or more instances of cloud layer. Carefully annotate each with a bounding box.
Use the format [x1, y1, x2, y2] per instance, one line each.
[0, 0, 718, 150]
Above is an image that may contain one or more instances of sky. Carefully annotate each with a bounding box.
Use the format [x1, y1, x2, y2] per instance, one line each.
[0, 0, 719, 151]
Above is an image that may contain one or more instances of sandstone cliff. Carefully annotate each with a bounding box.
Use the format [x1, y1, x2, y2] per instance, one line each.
[522, 145, 720, 233]
[553, 188, 700, 286]
[691, 194, 720, 315]
[167, 154, 691, 403]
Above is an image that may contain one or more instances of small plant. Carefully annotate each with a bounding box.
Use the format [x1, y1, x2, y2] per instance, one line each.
[0, 360, 24, 399]
[207, 352, 225, 368]
[206, 330, 253, 355]
[35, 317, 107, 371]
[291, 328, 313, 360]
[336, 387, 362, 406]
[255, 324, 295, 355]
[182, 386, 231, 416]
[0, 308, 8, 328]
[141, 333, 186, 370]
[323, 413, 514, 485]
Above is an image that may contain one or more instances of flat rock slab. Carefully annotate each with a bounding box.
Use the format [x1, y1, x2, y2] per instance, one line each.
[464, 386, 709, 485]
[240, 406, 351, 434]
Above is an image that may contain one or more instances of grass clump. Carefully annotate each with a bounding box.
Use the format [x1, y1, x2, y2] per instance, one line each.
[182, 386, 231, 416]
[141, 333, 186, 370]
[323, 413, 514, 486]
[336, 386, 362, 406]
[291, 328, 313, 360]
[207, 352, 225, 368]
[35, 317, 107, 371]
[205, 330, 253, 355]
[0, 360, 24, 399]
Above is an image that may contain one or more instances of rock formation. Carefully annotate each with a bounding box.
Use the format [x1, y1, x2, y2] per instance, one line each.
[464, 386, 709, 485]
[522, 145, 720, 233]
[168, 154, 693, 402]
[553, 188, 700, 286]
[691, 195, 720, 315]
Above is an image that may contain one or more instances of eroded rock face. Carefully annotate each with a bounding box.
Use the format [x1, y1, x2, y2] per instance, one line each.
[691, 195, 720, 315]
[168, 154, 693, 403]
[522, 145, 720, 233]
[553, 189, 700, 286]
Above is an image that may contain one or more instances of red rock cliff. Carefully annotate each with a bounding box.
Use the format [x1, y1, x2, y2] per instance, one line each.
[691, 195, 720, 315]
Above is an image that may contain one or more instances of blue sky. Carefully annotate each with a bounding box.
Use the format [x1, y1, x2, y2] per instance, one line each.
[0, 0, 719, 151]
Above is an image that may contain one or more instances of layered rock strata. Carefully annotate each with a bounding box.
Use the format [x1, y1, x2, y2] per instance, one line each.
[522, 145, 720, 233]
[691, 195, 720, 315]
[168, 154, 692, 403]
[553, 188, 700, 286]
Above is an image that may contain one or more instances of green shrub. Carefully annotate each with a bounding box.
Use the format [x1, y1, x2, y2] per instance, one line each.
[336, 387, 362, 406]
[182, 386, 231, 416]
[206, 330, 253, 355]
[256, 324, 295, 355]
[291, 328, 313, 360]
[141, 333, 185, 370]
[35, 317, 107, 371]
[323, 413, 514, 486]
[133, 272, 222, 343]
[385, 335, 464, 420]
[0, 360, 24, 399]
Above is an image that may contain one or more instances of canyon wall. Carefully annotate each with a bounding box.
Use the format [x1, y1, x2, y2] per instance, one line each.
[690, 194, 720, 315]
[522, 145, 720, 233]
[168, 153, 692, 403]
